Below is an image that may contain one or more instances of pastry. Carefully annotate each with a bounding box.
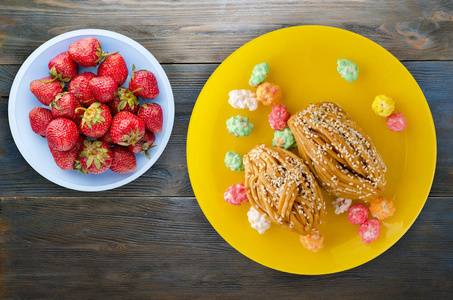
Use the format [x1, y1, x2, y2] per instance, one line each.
[288, 102, 386, 202]
[243, 144, 325, 235]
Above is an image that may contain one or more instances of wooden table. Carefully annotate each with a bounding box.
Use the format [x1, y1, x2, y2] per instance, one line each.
[1, 1, 452, 298]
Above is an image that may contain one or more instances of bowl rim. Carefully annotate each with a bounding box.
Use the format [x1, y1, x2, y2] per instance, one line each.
[8, 29, 175, 191]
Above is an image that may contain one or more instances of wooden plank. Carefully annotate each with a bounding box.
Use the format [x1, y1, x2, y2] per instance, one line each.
[1, 196, 452, 299]
[0, 0, 452, 64]
[0, 62, 452, 197]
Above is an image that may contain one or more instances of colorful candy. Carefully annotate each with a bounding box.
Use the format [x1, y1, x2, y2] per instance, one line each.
[372, 95, 395, 117]
[268, 104, 291, 130]
[256, 82, 282, 106]
[247, 206, 271, 234]
[369, 196, 395, 220]
[228, 89, 258, 111]
[272, 127, 296, 150]
[337, 59, 359, 82]
[249, 62, 269, 87]
[224, 151, 244, 171]
[226, 115, 254, 137]
[332, 198, 352, 214]
[224, 183, 248, 206]
[386, 112, 407, 132]
[348, 203, 369, 225]
[299, 230, 324, 252]
[358, 218, 381, 244]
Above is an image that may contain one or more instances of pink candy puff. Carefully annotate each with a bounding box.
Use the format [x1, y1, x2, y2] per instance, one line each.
[268, 105, 291, 130]
[348, 203, 369, 225]
[358, 218, 381, 243]
[386, 112, 407, 132]
[224, 183, 249, 206]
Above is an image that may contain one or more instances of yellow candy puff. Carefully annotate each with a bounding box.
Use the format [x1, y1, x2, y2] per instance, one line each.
[369, 196, 395, 220]
[256, 82, 282, 106]
[372, 95, 395, 117]
[299, 230, 324, 252]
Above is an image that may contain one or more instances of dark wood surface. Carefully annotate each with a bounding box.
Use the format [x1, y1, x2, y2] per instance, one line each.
[1, 1, 452, 299]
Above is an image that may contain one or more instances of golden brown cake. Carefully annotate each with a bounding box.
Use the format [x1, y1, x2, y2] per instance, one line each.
[288, 102, 386, 202]
[243, 144, 325, 235]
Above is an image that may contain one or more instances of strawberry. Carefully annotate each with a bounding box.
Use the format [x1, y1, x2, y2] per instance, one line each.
[110, 111, 145, 146]
[29, 107, 53, 136]
[30, 76, 64, 106]
[89, 76, 117, 103]
[46, 118, 79, 151]
[48, 136, 84, 171]
[100, 130, 115, 145]
[97, 53, 128, 85]
[129, 65, 159, 99]
[48, 51, 78, 82]
[50, 92, 83, 121]
[110, 146, 137, 174]
[108, 87, 140, 116]
[78, 140, 113, 174]
[137, 102, 163, 134]
[68, 72, 97, 107]
[77, 102, 112, 138]
[68, 37, 110, 67]
[128, 131, 156, 159]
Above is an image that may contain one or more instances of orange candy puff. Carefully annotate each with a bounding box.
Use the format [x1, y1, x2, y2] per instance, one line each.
[256, 82, 282, 106]
[299, 230, 324, 252]
[369, 197, 395, 220]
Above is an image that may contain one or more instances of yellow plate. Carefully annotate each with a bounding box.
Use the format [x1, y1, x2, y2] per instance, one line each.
[187, 26, 436, 274]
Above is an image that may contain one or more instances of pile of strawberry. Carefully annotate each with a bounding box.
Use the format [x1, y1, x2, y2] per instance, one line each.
[28, 37, 163, 174]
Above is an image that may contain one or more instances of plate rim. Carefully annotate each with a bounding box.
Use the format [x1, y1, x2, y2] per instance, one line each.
[8, 28, 175, 191]
[186, 25, 437, 275]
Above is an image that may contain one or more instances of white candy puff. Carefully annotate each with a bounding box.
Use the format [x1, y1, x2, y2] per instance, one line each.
[228, 89, 258, 111]
[247, 206, 271, 234]
[332, 197, 352, 214]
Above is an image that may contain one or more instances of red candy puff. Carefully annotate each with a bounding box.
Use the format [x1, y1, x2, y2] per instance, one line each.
[386, 112, 407, 132]
[348, 203, 369, 225]
[358, 218, 381, 243]
[224, 183, 248, 206]
[268, 105, 291, 130]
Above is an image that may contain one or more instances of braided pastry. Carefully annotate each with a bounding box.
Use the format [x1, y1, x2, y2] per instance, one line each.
[288, 102, 386, 202]
[243, 144, 325, 235]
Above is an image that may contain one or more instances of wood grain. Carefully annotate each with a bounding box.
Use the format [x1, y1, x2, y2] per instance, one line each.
[1, 196, 452, 299]
[0, 62, 451, 197]
[0, 0, 452, 64]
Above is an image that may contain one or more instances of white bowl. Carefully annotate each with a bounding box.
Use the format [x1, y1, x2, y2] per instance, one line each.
[8, 29, 175, 191]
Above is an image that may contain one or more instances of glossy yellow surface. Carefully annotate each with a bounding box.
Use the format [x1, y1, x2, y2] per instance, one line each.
[187, 26, 436, 274]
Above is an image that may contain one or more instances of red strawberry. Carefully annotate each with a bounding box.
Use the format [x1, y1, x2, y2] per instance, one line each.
[30, 76, 64, 106]
[68, 72, 97, 107]
[48, 51, 78, 82]
[108, 87, 140, 116]
[128, 131, 156, 159]
[97, 53, 128, 85]
[110, 146, 137, 174]
[137, 102, 163, 134]
[78, 140, 113, 174]
[68, 37, 110, 67]
[48, 137, 83, 171]
[110, 111, 145, 146]
[46, 118, 79, 151]
[100, 131, 115, 145]
[29, 107, 53, 136]
[78, 102, 112, 138]
[50, 92, 83, 121]
[89, 76, 117, 103]
[129, 65, 159, 99]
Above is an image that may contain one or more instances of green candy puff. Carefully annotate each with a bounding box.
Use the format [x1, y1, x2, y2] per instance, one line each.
[249, 62, 269, 87]
[224, 151, 244, 171]
[273, 127, 296, 150]
[337, 59, 358, 82]
[226, 115, 254, 137]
